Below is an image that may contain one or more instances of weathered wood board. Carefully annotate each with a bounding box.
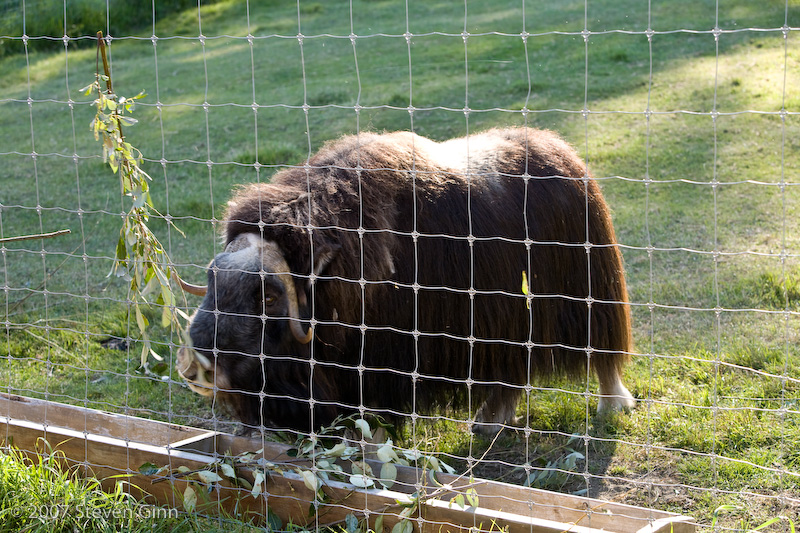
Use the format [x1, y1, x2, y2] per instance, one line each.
[0, 393, 695, 533]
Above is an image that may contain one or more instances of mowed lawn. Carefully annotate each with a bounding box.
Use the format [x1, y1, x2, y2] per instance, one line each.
[1, 0, 799, 529]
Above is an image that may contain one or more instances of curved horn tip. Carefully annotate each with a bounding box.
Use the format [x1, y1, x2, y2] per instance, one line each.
[173, 270, 208, 297]
[181, 280, 209, 297]
[292, 321, 314, 345]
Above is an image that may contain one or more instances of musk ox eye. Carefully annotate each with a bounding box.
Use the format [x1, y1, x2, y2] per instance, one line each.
[264, 294, 277, 306]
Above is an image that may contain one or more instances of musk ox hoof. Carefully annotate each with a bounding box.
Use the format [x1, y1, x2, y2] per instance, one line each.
[473, 397, 520, 436]
[235, 425, 257, 437]
[596, 383, 636, 412]
[471, 418, 520, 437]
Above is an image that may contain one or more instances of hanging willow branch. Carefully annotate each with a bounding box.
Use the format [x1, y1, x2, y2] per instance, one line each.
[82, 31, 190, 369]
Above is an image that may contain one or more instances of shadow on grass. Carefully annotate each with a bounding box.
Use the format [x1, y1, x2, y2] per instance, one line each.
[424, 389, 629, 498]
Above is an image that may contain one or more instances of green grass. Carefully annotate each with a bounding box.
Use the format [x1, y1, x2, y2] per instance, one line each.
[0, 443, 263, 532]
[2, 0, 800, 529]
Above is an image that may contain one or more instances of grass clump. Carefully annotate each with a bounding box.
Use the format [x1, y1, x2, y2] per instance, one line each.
[0, 443, 267, 532]
[0, 443, 177, 532]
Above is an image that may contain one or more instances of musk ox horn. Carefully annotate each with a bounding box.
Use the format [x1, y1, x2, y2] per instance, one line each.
[284, 271, 313, 344]
[172, 269, 208, 297]
[245, 233, 314, 345]
[289, 305, 313, 344]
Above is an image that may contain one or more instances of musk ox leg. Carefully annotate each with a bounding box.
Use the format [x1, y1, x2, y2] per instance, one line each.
[595, 364, 636, 412]
[473, 387, 521, 436]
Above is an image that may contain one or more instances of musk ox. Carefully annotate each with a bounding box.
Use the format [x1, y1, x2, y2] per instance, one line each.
[176, 127, 635, 435]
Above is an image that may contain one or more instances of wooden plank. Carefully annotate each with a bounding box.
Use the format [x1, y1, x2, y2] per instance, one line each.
[0, 393, 205, 447]
[420, 475, 695, 533]
[0, 393, 695, 533]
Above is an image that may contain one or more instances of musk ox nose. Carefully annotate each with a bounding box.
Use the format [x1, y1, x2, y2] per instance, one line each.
[176, 345, 215, 397]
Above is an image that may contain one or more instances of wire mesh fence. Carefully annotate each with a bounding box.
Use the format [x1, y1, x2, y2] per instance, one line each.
[1, 0, 799, 531]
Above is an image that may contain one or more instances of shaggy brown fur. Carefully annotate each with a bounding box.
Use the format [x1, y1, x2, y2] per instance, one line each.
[185, 127, 632, 434]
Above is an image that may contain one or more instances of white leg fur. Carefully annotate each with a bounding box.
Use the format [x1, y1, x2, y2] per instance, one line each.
[597, 372, 636, 412]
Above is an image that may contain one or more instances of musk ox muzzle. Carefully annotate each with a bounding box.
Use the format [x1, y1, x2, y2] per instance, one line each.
[177, 127, 636, 435]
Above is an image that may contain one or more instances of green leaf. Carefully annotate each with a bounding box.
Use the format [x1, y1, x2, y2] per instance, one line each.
[134, 305, 148, 332]
[428, 467, 441, 487]
[115, 236, 128, 262]
[267, 509, 283, 532]
[563, 451, 584, 470]
[402, 449, 421, 462]
[349, 474, 374, 488]
[391, 519, 413, 533]
[252, 470, 265, 498]
[126, 229, 138, 247]
[138, 462, 161, 476]
[131, 187, 147, 209]
[451, 493, 465, 509]
[345, 513, 359, 533]
[440, 460, 456, 474]
[354, 418, 372, 440]
[183, 485, 197, 512]
[220, 463, 236, 480]
[341, 446, 360, 461]
[466, 487, 479, 508]
[351, 461, 374, 478]
[374, 514, 384, 533]
[377, 444, 399, 464]
[118, 115, 138, 127]
[326, 442, 348, 458]
[301, 469, 321, 492]
[156, 267, 172, 296]
[150, 361, 169, 375]
[197, 470, 223, 484]
[379, 462, 397, 489]
[160, 282, 175, 306]
[522, 270, 531, 309]
[161, 304, 172, 329]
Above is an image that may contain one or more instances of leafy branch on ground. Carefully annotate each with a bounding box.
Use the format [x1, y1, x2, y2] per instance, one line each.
[520, 433, 586, 493]
[81, 31, 190, 370]
[139, 415, 481, 533]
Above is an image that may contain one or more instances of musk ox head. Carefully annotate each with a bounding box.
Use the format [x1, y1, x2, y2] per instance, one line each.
[175, 232, 337, 430]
